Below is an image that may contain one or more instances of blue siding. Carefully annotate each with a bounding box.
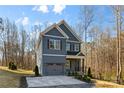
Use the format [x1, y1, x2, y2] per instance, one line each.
[45, 27, 64, 37]
[42, 56, 66, 63]
[38, 21, 83, 76]
[59, 24, 79, 41]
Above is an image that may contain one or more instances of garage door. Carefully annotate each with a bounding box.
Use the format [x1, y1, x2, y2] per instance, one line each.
[46, 63, 64, 75]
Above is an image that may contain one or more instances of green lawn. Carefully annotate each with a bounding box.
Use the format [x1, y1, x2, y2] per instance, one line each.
[0, 66, 34, 88]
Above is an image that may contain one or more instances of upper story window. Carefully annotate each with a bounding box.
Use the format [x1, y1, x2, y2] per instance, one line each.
[49, 39, 61, 50]
[74, 44, 79, 51]
[66, 43, 71, 51]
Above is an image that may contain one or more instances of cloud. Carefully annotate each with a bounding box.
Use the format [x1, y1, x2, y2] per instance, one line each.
[32, 5, 49, 13]
[32, 6, 38, 11]
[15, 17, 29, 26]
[34, 21, 43, 26]
[53, 5, 66, 14]
[22, 17, 29, 26]
[15, 18, 22, 24]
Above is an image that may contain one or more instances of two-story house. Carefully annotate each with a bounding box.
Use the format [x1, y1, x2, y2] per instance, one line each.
[36, 20, 84, 76]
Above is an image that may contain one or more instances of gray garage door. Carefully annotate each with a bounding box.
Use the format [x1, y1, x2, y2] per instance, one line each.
[46, 63, 64, 75]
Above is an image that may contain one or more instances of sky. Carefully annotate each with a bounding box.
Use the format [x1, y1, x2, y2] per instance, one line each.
[0, 5, 115, 32]
[0, 5, 116, 59]
[0, 5, 80, 30]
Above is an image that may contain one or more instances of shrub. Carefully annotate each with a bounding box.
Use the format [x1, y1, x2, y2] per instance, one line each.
[75, 75, 82, 80]
[74, 71, 78, 76]
[87, 67, 92, 78]
[68, 71, 71, 76]
[72, 72, 75, 76]
[8, 62, 12, 69]
[82, 75, 91, 83]
[34, 65, 39, 76]
[11, 63, 17, 70]
[8, 62, 17, 70]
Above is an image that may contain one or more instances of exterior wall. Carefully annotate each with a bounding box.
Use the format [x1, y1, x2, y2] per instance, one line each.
[37, 21, 83, 76]
[42, 33, 66, 75]
[43, 63, 64, 75]
[59, 24, 79, 41]
[42, 55, 66, 63]
[36, 39, 43, 75]
[45, 27, 64, 37]
[42, 36, 66, 55]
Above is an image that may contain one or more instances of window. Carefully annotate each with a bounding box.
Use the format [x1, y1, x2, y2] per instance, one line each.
[49, 39, 61, 50]
[74, 44, 79, 51]
[66, 43, 71, 51]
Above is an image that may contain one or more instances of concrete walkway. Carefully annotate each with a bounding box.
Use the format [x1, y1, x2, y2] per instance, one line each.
[26, 76, 95, 88]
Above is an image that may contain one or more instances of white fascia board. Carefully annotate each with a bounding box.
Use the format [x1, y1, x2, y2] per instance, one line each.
[43, 54, 66, 57]
[41, 23, 69, 39]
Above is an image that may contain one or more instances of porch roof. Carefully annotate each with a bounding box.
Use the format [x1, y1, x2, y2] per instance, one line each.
[66, 51, 85, 59]
[66, 55, 84, 59]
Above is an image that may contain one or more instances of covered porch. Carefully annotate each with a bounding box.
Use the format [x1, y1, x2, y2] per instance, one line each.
[65, 53, 84, 74]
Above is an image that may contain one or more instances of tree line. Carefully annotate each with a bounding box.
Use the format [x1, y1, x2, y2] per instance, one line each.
[74, 5, 124, 84]
[0, 5, 124, 84]
[0, 18, 42, 70]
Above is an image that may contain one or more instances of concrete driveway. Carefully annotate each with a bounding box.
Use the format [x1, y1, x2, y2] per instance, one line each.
[26, 76, 95, 88]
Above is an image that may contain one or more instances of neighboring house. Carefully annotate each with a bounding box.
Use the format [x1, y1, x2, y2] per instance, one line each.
[36, 20, 85, 76]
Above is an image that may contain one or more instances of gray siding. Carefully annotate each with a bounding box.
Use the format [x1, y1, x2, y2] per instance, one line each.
[59, 24, 79, 41]
[42, 36, 66, 55]
[45, 27, 64, 37]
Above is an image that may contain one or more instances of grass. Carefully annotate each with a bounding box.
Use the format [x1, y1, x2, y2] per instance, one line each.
[0, 66, 34, 88]
[0, 66, 34, 75]
[92, 79, 124, 88]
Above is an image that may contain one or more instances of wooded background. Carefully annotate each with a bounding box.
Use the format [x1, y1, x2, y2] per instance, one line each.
[0, 5, 124, 83]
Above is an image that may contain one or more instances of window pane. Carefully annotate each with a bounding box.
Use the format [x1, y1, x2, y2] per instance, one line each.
[49, 39, 54, 49]
[66, 43, 70, 51]
[56, 40, 60, 50]
[74, 44, 79, 51]
[49, 39, 61, 50]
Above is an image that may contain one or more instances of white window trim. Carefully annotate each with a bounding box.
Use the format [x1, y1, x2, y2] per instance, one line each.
[49, 39, 61, 50]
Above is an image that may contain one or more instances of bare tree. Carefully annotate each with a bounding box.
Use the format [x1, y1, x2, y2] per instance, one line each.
[79, 5, 94, 74]
[112, 5, 124, 83]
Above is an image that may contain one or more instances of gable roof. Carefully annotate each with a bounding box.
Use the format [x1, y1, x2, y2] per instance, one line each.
[40, 23, 69, 39]
[36, 20, 83, 49]
[76, 52, 85, 56]
[58, 20, 82, 43]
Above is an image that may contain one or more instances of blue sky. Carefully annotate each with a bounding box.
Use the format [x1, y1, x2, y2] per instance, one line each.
[0, 5, 115, 33]
[0, 5, 116, 59]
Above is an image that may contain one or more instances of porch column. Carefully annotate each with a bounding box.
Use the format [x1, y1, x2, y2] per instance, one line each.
[80, 58, 83, 72]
